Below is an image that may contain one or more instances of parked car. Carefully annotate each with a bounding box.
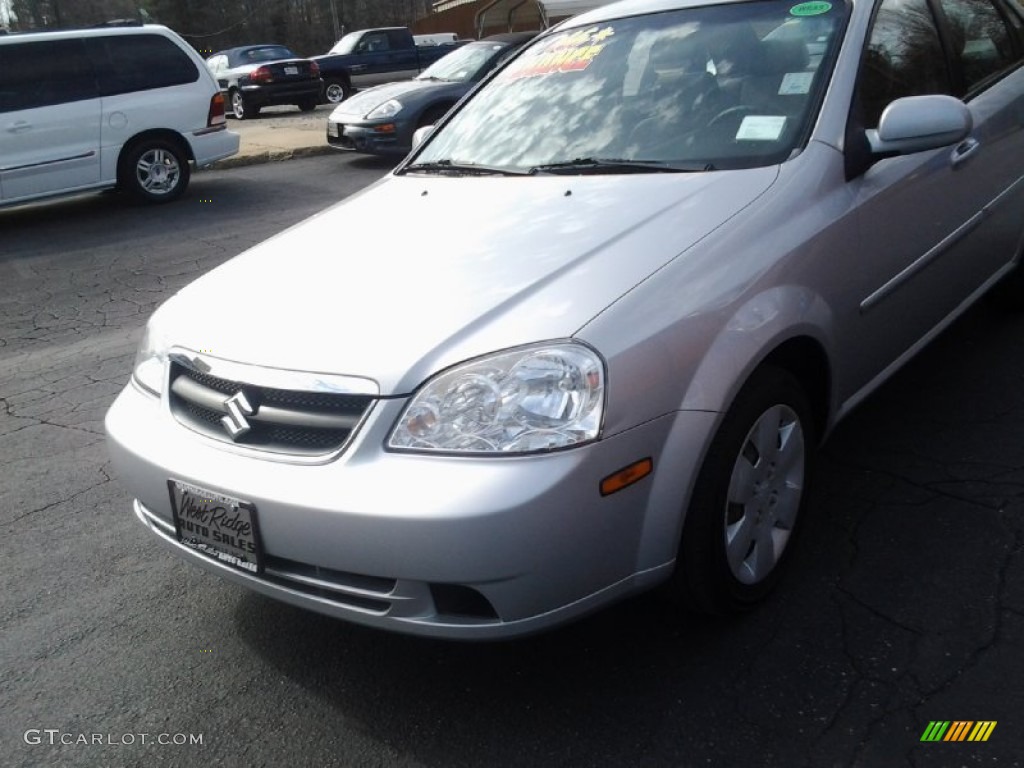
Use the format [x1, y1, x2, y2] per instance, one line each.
[313, 26, 466, 104]
[327, 32, 536, 156]
[107, 0, 1024, 639]
[206, 44, 322, 119]
[0, 23, 237, 207]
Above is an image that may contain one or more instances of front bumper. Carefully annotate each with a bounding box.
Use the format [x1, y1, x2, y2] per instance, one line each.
[326, 119, 412, 156]
[105, 381, 697, 639]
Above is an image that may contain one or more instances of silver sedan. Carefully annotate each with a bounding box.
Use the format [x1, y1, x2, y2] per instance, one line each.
[107, 0, 1024, 638]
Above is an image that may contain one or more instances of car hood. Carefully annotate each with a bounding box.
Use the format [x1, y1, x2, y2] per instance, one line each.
[165, 169, 778, 395]
[333, 80, 460, 117]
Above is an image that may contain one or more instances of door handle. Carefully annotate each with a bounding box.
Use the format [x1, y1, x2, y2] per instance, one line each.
[6, 121, 32, 133]
[951, 137, 981, 168]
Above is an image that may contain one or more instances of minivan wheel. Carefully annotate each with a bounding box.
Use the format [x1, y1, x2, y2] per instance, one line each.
[673, 366, 813, 614]
[120, 139, 190, 204]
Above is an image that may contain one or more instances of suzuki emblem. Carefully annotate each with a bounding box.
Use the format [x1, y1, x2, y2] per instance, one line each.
[221, 391, 255, 440]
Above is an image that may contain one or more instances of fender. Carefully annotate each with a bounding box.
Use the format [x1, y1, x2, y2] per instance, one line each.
[626, 286, 836, 573]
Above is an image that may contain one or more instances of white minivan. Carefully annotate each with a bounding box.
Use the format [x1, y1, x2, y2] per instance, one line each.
[0, 23, 239, 207]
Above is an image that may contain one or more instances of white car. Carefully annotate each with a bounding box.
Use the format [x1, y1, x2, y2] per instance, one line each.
[107, 0, 1024, 638]
[0, 23, 238, 206]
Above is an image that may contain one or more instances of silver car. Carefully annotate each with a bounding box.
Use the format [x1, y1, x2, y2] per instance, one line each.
[106, 0, 1024, 638]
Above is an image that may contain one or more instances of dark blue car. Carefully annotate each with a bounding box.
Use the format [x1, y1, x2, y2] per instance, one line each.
[326, 33, 535, 156]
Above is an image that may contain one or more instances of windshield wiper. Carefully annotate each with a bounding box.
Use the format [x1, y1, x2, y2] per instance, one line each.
[401, 160, 528, 176]
[529, 158, 714, 175]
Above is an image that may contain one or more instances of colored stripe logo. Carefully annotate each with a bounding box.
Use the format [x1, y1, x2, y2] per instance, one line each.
[920, 721, 997, 742]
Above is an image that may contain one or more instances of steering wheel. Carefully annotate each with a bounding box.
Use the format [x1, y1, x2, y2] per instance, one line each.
[706, 104, 761, 132]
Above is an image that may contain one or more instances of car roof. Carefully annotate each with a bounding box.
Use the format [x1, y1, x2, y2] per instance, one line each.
[0, 23, 176, 44]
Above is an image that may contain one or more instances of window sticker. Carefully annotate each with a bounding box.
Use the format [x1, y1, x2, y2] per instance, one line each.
[790, 1, 832, 16]
[502, 26, 615, 80]
[736, 115, 787, 141]
[779, 71, 814, 95]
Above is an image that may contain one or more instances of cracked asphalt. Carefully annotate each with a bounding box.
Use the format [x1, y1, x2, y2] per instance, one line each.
[2, 155, 1023, 768]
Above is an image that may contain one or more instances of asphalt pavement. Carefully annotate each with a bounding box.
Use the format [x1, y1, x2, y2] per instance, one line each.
[4, 120, 1024, 767]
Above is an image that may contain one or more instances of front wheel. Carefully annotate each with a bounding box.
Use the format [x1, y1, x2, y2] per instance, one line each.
[119, 139, 190, 204]
[416, 104, 452, 130]
[673, 366, 813, 614]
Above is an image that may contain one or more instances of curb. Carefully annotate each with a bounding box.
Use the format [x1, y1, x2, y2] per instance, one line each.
[213, 144, 336, 170]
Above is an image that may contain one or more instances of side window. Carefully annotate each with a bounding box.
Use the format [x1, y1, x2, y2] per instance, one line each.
[360, 32, 390, 53]
[859, 0, 952, 127]
[386, 30, 409, 50]
[85, 34, 199, 96]
[0, 40, 97, 113]
[937, 0, 1021, 91]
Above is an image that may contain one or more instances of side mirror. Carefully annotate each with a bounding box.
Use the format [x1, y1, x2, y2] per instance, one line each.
[411, 125, 434, 150]
[866, 94, 972, 156]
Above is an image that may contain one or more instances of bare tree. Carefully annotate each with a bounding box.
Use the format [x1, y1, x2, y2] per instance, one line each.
[7, 0, 438, 54]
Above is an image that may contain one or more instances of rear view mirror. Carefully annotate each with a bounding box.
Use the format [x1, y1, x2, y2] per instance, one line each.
[867, 95, 972, 156]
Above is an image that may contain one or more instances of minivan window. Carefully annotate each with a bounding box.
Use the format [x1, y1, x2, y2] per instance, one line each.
[0, 39, 97, 113]
[409, 0, 847, 173]
[85, 34, 199, 96]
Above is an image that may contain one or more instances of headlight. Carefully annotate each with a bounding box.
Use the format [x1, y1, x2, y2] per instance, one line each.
[132, 317, 171, 397]
[388, 343, 605, 454]
[366, 99, 402, 120]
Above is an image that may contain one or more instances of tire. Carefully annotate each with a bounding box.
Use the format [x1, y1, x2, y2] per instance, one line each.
[298, 98, 317, 112]
[673, 366, 813, 614]
[416, 104, 451, 130]
[230, 89, 259, 120]
[323, 78, 350, 105]
[118, 138, 190, 204]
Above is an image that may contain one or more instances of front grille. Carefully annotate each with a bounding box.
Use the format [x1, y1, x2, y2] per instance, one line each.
[168, 362, 374, 457]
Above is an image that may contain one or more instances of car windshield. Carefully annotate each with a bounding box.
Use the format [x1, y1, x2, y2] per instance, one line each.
[329, 31, 363, 55]
[417, 42, 507, 83]
[409, 0, 847, 174]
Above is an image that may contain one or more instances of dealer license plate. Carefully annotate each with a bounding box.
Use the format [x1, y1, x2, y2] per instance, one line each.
[169, 481, 262, 574]
[284, 65, 299, 75]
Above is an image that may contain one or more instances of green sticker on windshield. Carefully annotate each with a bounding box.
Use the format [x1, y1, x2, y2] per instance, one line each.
[790, 1, 832, 15]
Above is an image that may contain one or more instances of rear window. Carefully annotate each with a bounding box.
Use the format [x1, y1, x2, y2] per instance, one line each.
[228, 46, 296, 66]
[85, 34, 199, 96]
[0, 39, 97, 112]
